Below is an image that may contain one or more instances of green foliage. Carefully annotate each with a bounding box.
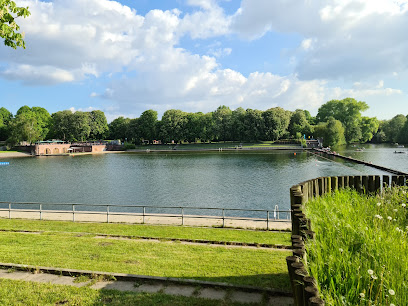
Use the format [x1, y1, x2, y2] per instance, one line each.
[0, 0, 30, 49]
[263, 107, 291, 141]
[289, 109, 313, 138]
[0, 107, 12, 141]
[139, 109, 158, 142]
[305, 188, 408, 306]
[160, 109, 187, 143]
[314, 117, 346, 147]
[397, 115, 408, 144]
[212, 105, 232, 142]
[360, 116, 379, 143]
[89, 110, 108, 140]
[7, 106, 51, 144]
[123, 142, 136, 150]
[244, 108, 264, 141]
[108, 116, 131, 141]
[316, 98, 369, 143]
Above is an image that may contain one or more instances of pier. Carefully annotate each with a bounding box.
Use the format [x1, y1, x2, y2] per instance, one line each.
[311, 148, 408, 176]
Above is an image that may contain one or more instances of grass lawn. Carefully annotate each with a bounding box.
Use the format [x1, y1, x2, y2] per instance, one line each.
[0, 219, 291, 246]
[305, 187, 408, 305]
[0, 221, 291, 290]
[0, 278, 246, 306]
[0, 151, 18, 153]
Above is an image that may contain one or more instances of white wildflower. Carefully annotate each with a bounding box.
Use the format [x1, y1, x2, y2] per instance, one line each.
[377, 202, 381, 207]
[374, 215, 383, 220]
[389, 289, 395, 296]
[367, 269, 374, 275]
[402, 203, 406, 208]
[359, 292, 365, 298]
[393, 209, 398, 212]
[339, 248, 343, 253]
[371, 275, 378, 280]
[387, 216, 392, 221]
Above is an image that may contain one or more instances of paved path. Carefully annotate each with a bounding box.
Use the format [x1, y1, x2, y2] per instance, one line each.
[0, 265, 294, 305]
[0, 210, 291, 231]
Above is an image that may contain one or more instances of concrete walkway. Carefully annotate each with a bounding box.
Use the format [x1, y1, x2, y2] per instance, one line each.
[0, 210, 291, 231]
[0, 265, 294, 305]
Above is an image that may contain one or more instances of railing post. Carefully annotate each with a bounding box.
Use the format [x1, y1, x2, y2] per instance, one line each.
[8, 203, 11, 219]
[72, 204, 75, 222]
[267, 210, 269, 231]
[222, 209, 225, 228]
[40, 204, 42, 220]
[143, 206, 145, 224]
[107, 205, 110, 223]
[181, 207, 184, 226]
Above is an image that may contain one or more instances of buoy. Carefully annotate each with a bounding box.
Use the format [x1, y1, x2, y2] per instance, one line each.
[294, 152, 296, 156]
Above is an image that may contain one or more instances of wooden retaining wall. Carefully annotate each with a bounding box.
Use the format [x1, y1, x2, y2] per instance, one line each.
[288, 175, 407, 306]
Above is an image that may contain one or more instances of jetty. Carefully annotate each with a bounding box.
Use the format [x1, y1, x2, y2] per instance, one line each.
[311, 148, 408, 176]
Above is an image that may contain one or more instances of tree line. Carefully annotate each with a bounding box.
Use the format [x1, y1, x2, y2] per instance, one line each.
[0, 98, 406, 147]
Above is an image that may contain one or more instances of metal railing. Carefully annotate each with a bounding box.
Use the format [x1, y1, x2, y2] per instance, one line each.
[0, 201, 291, 230]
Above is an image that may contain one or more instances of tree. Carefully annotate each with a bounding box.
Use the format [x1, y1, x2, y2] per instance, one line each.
[213, 106, 232, 142]
[8, 111, 40, 144]
[108, 117, 130, 141]
[184, 112, 202, 143]
[263, 107, 291, 141]
[89, 110, 108, 140]
[231, 107, 246, 142]
[243, 109, 264, 142]
[316, 98, 369, 143]
[397, 115, 408, 144]
[139, 110, 158, 142]
[71, 111, 91, 141]
[50, 110, 73, 141]
[314, 117, 346, 147]
[160, 109, 187, 143]
[382, 114, 407, 143]
[288, 109, 312, 138]
[360, 117, 379, 143]
[0, 107, 12, 141]
[8, 106, 51, 144]
[0, 1, 30, 49]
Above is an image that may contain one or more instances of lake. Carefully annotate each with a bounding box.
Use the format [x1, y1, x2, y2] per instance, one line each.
[0, 147, 397, 214]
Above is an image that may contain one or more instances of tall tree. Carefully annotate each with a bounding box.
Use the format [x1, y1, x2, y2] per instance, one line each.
[71, 111, 91, 141]
[108, 117, 131, 141]
[139, 110, 158, 142]
[89, 110, 108, 140]
[0, 107, 12, 141]
[316, 98, 368, 143]
[289, 109, 312, 139]
[314, 117, 346, 147]
[160, 109, 187, 143]
[50, 110, 73, 141]
[263, 107, 291, 141]
[8, 111, 40, 144]
[244, 109, 264, 141]
[360, 117, 379, 143]
[0, 1, 30, 49]
[213, 106, 232, 142]
[382, 114, 407, 143]
[231, 107, 246, 142]
[397, 115, 408, 144]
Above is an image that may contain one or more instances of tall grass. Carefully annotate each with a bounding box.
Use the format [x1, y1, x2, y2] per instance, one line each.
[304, 187, 408, 305]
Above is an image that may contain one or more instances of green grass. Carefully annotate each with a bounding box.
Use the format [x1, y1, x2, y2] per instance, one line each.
[0, 151, 18, 153]
[0, 278, 248, 305]
[0, 218, 291, 246]
[305, 188, 408, 305]
[0, 231, 291, 290]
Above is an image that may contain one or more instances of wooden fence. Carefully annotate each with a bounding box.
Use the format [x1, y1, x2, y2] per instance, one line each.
[287, 175, 407, 306]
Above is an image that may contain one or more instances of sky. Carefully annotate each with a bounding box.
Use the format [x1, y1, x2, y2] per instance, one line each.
[1, 0, 408, 122]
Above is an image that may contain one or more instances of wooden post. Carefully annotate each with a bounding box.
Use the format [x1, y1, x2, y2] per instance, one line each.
[318, 178, 323, 196]
[368, 175, 375, 193]
[325, 177, 331, 194]
[314, 179, 319, 197]
[294, 268, 308, 306]
[344, 176, 349, 188]
[309, 297, 325, 305]
[375, 176, 381, 192]
[398, 175, 405, 186]
[305, 286, 319, 305]
[391, 176, 398, 186]
[286, 255, 300, 301]
[331, 177, 338, 192]
[348, 176, 354, 189]
[354, 176, 362, 193]
[362, 176, 368, 193]
[383, 175, 389, 189]
[338, 176, 344, 189]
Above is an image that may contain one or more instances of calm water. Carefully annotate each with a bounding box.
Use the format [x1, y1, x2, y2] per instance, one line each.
[0, 148, 396, 212]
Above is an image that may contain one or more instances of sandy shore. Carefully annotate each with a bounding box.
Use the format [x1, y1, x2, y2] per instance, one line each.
[0, 209, 291, 231]
[0, 152, 32, 158]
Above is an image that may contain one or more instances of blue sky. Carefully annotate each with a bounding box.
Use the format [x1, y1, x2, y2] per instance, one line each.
[1, 0, 408, 121]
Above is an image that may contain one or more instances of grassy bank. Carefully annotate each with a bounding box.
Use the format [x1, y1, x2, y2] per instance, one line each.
[0, 278, 242, 306]
[0, 220, 291, 290]
[305, 188, 408, 305]
[0, 219, 291, 246]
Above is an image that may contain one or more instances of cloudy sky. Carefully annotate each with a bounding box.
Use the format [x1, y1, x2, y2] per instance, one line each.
[1, 0, 408, 121]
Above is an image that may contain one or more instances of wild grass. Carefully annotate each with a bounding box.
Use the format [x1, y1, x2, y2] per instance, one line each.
[0, 218, 291, 246]
[304, 187, 408, 305]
